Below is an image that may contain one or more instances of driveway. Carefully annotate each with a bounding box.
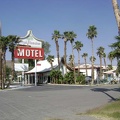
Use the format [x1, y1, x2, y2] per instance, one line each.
[0, 84, 120, 120]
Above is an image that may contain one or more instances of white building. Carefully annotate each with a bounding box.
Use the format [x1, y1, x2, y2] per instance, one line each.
[24, 58, 117, 85]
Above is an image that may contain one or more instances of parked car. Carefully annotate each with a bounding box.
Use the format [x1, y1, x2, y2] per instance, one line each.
[85, 76, 92, 84]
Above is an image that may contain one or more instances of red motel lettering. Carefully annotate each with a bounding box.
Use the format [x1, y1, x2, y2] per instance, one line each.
[14, 46, 44, 60]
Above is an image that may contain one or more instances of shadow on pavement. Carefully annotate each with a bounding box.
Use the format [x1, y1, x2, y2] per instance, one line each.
[91, 87, 120, 101]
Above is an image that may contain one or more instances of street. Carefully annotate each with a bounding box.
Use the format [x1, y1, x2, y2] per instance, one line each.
[0, 84, 120, 120]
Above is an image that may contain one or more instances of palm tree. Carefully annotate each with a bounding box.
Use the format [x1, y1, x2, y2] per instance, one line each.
[109, 36, 120, 63]
[69, 54, 74, 67]
[108, 51, 115, 66]
[103, 52, 107, 69]
[8, 35, 20, 83]
[74, 41, 83, 75]
[68, 31, 77, 83]
[96, 46, 104, 80]
[112, 0, 120, 35]
[90, 56, 96, 82]
[107, 64, 113, 70]
[52, 30, 61, 70]
[90, 56, 96, 64]
[82, 53, 88, 76]
[46, 55, 54, 70]
[62, 31, 69, 73]
[0, 36, 10, 89]
[86, 25, 97, 84]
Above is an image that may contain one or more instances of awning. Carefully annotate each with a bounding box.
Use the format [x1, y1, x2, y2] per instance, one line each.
[25, 58, 58, 74]
[103, 70, 115, 74]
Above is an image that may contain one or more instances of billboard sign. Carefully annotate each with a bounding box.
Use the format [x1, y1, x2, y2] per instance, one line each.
[14, 46, 44, 60]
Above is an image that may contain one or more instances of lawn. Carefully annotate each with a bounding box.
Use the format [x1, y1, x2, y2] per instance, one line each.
[82, 99, 120, 120]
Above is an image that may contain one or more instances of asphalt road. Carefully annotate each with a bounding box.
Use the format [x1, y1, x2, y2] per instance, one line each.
[0, 84, 120, 120]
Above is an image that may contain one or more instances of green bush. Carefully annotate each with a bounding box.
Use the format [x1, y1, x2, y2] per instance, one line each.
[76, 74, 85, 84]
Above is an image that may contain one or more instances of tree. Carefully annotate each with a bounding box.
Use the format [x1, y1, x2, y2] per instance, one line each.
[8, 35, 20, 83]
[74, 41, 83, 75]
[108, 51, 115, 66]
[103, 52, 107, 69]
[42, 41, 51, 59]
[50, 70, 63, 84]
[112, 0, 120, 35]
[109, 36, 120, 63]
[96, 46, 104, 80]
[90, 56, 96, 81]
[68, 31, 77, 83]
[52, 30, 61, 70]
[46, 55, 54, 70]
[107, 64, 113, 70]
[90, 56, 96, 63]
[69, 54, 74, 67]
[82, 53, 88, 76]
[116, 60, 120, 76]
[62, 31, 69, 73]
[86, 25, 97, 84]
[0, 36, 9, 89]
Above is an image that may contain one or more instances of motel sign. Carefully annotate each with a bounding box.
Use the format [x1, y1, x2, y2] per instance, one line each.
[14, 46, 44, 60]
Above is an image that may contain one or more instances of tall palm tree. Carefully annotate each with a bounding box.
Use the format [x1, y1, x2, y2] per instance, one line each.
[46, 55, 54, 70]
[82, 53, 88, 76]
[112, 0, 120, 35]
[96, 46, 104, 80]
[8, 35, 19, 83]
[69, 54, 74, 67]
[68, 31, 77, 83]
[108, 51, 115, 66]
[86, 25, 97, 83]
[109, 36, 120, 63]
[74, 41, 83, 75]
[90, 56, 96, 83]
[103, 52, 107, 69]
[0, 36, 10, 89]
[52, 30, 61, 70]
[62, 31, 69, 73]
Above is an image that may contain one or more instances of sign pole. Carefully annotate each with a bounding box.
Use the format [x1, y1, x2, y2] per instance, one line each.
[21, 59, 24, 86]
[35, 59, 37, 86]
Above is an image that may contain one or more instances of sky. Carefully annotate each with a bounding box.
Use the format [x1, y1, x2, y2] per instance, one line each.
[0, 0, 120, 66]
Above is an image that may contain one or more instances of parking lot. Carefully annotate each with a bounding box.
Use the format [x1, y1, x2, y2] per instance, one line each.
[0, 84, 120, 120]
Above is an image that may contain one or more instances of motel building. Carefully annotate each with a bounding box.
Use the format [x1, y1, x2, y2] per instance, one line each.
[16, 57, 118, 85]
[14, 30, 118, 85]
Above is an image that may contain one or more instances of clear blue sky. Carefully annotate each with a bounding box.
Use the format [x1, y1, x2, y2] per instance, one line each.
[0, 0, 120, 65]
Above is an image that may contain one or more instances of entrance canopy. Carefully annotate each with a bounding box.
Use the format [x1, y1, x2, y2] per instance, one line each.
[103, 70, 115, 74]
[26, 58, 58, 74]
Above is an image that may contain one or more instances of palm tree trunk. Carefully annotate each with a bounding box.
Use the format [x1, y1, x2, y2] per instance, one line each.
[104, 58, 107, 69]
[78, 50, 80, 75]
[71, 43, 76, 84]
[56, 41, 60, 70]
[0, 50, 3, 89]
[112, 0, 120, 35]
[11, 52, 15, 84]
[2, 52, 6, 89]
[100, 56, 102, 80]
[91, 40, 94, 84]
[64, 41, 67, 73]
[85, 58, 88, 76]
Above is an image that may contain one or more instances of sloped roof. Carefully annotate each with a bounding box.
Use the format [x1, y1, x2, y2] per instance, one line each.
[26, 58, 58, 73]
